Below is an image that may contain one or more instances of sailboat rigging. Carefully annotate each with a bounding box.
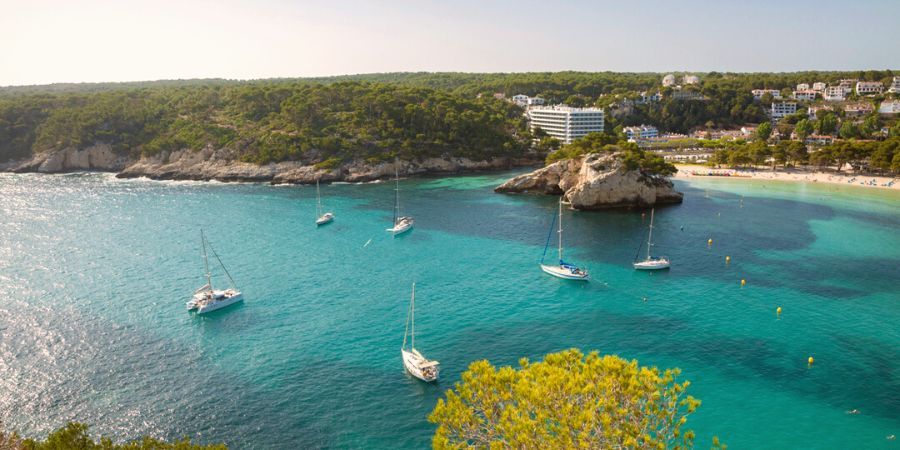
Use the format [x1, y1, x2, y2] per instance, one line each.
[401, 283, 439, 382]
[186, 229, 244, 313]
[386, 165, 414, 236]
[539, 197, 589, 280]
[633, 209, 670, 270]
[315, 179, 335, 226]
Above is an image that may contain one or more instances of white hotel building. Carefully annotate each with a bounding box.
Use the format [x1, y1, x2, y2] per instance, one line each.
[889, 77, 900, 94]
[528, 106, 605, 144]
[770, 102, 798, 120]
[856, 81, 884, 95]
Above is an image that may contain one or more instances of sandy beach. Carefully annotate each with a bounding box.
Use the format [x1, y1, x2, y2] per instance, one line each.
[674, 164, 900, 191]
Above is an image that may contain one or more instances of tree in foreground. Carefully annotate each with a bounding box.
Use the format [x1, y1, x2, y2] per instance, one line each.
[1, 422, 226, 450]
[429, 349, 718, 449]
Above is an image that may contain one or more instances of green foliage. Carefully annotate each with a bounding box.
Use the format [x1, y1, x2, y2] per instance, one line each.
[816, 112, 838, 135]
[7, 422, 225, 450]
[794, 119, 814, 141]
[429, 349, 712, 449]
[545, 133, 676, 176]
[755, 122, 772, 141]
[0, 82, 529, 164]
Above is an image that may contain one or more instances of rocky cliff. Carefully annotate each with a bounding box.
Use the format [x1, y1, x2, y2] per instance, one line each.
[495, 153, 683, 209]
[2, 144, 538, 183]
[5, 144, 131, 173]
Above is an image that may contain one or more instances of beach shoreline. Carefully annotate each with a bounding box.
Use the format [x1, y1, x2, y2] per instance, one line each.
[674, 164, 900, 191]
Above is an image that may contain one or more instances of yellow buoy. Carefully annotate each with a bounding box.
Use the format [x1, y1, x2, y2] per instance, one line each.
[725, 255, 731, 264]
[776, 306, 782, 316]
[708, 238, 713, 246]
[808, 356, 814, 366]
[740, 279, 746, 287]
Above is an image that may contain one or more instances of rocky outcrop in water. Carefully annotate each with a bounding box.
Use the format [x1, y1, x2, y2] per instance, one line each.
[2, 144, 539, 183]
[495, 153, 683, 209]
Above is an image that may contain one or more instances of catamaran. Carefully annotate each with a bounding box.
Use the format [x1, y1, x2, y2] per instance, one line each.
[633, 209, 670, 270]
[315, 179, 334, 226]
[540, 197, 589, 280]
[186, 230, 243, 314]
[401, 282, 439, 382]
[386, 167, 413, 236]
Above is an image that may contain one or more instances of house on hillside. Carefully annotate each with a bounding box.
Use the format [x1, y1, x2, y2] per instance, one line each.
[843, 103, 874, 117]
[888, 77, 900, 94]
[855, 81, 884, 95]
[823, 86, 847, 102]
[792, 90, 817, 101]
[770, 102, 798, 120]
[624, 125, 659, 141]
[808, 105, 834, 120]
[752, 89, 782, 100]
[878, 100, 900, 115]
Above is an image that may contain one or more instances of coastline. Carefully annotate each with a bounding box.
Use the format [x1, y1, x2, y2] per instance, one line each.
[674, 164, 900, 191]
[0, 146, 543, 184]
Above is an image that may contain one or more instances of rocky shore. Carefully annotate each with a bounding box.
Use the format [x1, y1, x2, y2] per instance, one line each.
[1, 145, 541, 183]
[495, 153, 683, 209]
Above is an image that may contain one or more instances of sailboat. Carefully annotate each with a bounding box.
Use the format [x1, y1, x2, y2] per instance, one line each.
[315, 179, 334, 226]
[401, 283, 439, 382]
[186, 230, 244, 314]
[540, 197, 589, 280]
[386, 166, 414, 236]
[633, 209, 670, 270]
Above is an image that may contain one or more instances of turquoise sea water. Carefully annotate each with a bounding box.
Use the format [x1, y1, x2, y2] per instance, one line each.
[0, 172, 897, 449]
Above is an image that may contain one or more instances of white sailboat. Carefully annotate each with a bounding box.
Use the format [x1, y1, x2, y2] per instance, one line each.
[540, 197, 589, 280]
[186, 230, 244, 314]
[386, 166, 414, 236]
[401, 283, 439, 382]
[315, 179, 334, 226]
[633, 209, 670, 270]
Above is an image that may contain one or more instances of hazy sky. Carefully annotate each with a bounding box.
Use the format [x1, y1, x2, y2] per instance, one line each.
[1, 0, 898, 86]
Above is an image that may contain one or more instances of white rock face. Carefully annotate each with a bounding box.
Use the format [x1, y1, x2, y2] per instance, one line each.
[496, 153, 683, 209]
[5, 142, 539, 182]
[12, 144, 129, 173]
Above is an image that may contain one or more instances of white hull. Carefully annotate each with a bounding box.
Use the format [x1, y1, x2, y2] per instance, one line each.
[387, 217, 414, 235]
[540, 264, 589, 280]
[316, 213, 334, 226]
[402, 348, 439, 382]
[633, 258, 670, 270]
[194, 290, 244, 314]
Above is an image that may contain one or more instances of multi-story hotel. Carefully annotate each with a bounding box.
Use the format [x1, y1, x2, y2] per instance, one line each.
[528, 106, 605, 144]
[855, 81, 884, 95]
[889, 77, 900, 94]
[623, 125, 659, 141]
[770, 102, 798, 120]
[823, 86, 847, 101]
[792, 90, 817, 101]
[752, 89, 782, 100]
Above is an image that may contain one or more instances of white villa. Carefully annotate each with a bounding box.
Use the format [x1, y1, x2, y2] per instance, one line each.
[878, 100, 900, 114]
[856, 81, 884, 95]
[792, 90, 817, 101]
[752, 89, 782, 100]
[624, 125, 659, 140]
[770, 102, 798, 120]
[889, 77, 900, 94]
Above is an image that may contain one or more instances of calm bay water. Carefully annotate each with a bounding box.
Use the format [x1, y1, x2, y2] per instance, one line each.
[0, 171, 898, 448]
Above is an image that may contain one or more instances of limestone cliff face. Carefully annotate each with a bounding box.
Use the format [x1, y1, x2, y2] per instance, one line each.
[8, 144, 129, 173]
[3, 143, 538, 183]
[495, 153, 683, 209]
[114, 145, 534, 183]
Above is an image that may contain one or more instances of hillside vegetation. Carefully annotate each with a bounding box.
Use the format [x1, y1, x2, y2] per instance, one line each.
[2, 70, 896, 165]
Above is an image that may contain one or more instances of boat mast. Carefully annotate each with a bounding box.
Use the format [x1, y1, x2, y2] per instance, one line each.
[411, 282, 416, 350]
[316, 179, 322, 218]
[647, 209, 655, 260]
[393, 165, 400, 225]
[402, 283, 412, 350]
[201, 229, 212, 290]
[557, 198, 563, 262]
